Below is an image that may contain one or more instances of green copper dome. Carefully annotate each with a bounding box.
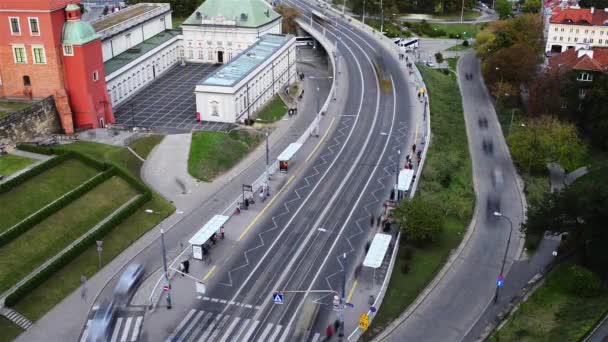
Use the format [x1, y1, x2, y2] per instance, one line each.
[65, 3, 80, 11]
[62, 20, 100, 45]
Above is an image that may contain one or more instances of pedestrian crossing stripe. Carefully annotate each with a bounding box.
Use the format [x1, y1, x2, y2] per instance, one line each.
[80, 315, 143, 342]
[166, 309, 294, 342]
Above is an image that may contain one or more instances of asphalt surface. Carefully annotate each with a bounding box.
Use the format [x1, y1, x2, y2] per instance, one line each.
[156, 0, 415, 340]
[376, 51, 525, 341]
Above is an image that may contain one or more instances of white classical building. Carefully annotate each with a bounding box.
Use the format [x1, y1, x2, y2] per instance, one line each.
[195, 34, 296, 123]
[546, 6, 608, 53]
[181, 0, 282, 64]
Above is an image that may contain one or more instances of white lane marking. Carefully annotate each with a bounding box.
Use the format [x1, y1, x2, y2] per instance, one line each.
[278, 324, 291, 342]
[110, 317, 123, 342]
[244, 304, 252, 309]
[219, 299, 227, 304]
[317, 228, 327, 232]
[232, 318, 251, 341]
[197, 314, 222, 342]
[258, 323, 274, 341]
[181, 310, 204, 340]
[268, 324, 283, 342]
[209, 315, 230, 341]
[186, 312, 213, 342]
[218, 317, 241, 342]
[211, 298, 219, 302]
[131, 316, 143, 342]
[202, 296, 210, 300]
[120, 317, 132, 342]
[241, 320, 260, 342]
[79, 320, 91, 342]
[311, 332, 321, 342]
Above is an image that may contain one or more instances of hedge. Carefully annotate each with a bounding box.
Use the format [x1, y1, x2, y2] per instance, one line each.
[4, 187, 150, 307]
[0, 170, 115, 247]
[16, 145, 106, 171]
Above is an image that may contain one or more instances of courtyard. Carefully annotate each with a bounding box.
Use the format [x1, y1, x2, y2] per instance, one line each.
[113, 63, 234, 132]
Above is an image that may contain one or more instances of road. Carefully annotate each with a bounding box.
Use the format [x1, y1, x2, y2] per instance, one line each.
[586, 314, 608, 342]
[376, 51, 525, 341]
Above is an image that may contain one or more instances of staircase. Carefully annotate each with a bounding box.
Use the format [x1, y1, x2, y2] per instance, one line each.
[0, 307, 33, 330]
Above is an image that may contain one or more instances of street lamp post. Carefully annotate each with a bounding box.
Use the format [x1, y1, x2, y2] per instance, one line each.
[363, 0, 367, 25]
[265, 132, 270, 181]
[339, 253, 347, 338]
[493, 211, 514, 304]
[145, 209, 172, 309]
[380, 0, 384, 34]
[96, 240, 103, 269]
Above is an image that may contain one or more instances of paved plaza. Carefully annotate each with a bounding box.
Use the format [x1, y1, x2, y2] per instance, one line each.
[113, 63, 235, 132]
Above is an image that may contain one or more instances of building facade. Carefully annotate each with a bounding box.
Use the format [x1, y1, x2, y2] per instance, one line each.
[195, 34, 296, 123]
[547, 6, 608, 53]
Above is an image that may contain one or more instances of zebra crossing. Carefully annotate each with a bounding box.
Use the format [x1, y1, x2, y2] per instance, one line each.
[79, 312, 144, 342]
[166, 308, 291, 342]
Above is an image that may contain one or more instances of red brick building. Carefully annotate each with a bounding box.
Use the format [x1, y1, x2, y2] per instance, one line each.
[0, 0, 114, 132]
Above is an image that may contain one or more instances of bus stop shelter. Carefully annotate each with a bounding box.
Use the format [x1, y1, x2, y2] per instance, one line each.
[189, 215, 229, 260]
[397, 169, 415, 201]
[278, 143, 302, 173]
[363, 233, 393, 285]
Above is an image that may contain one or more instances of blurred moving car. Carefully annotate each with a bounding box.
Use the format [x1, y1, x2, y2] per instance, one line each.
[113, 263, 144, 305]
[88, 300, 116, 342]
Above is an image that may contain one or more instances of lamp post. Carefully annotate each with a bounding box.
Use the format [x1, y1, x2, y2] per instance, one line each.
[265, 132, 270, 181]
[380, 0, 384, 34]
[339, 253, 347, 338]
[145, 209, 172, 309]
[493, 211, 514, 304]
[363, 0, 367, 25]
[96, 240, 103, 269]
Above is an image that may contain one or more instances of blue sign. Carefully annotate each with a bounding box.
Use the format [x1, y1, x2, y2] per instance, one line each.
[273, 293, 284, 304]
[370, 306, 377, 313]
[497, 275, 504, 287]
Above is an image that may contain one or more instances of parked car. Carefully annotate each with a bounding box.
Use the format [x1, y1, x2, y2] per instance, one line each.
[113, 263, 144, 305]
[88, 300, 116, 342]
[426, 60, 435, 67]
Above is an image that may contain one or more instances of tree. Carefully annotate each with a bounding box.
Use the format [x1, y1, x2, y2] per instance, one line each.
[578, 0, 608, 8]
[275, 5, 300, 34]
[507, 116, 587, 174]
[435, 52, 444, 64]
[495, 0, 513, 19]
[394, 198, 443, 246]
[522, 0, 541, 13]
[528, 68, 572, 117]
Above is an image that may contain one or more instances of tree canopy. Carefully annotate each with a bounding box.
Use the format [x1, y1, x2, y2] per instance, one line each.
[394, 198, 444, 246]
[495, 0, 513, 19]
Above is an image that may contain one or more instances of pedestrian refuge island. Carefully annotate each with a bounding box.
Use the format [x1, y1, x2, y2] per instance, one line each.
[188, 215, 229, 260]
[363, 233, 393, 285]
[278, 143, 303, 173]
[397, 169, 415, 201]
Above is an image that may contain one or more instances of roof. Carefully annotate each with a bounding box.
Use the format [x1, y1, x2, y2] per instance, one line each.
[65, 3, 79, 11]
[104, 29, 181, 76]
[199, 34, 292, 87]
[189, 215, 230, 245]
[550, 7, 608, 25]
[277, 143, 302, 161]
[363, 233, 392, 269]
[548, 47, 608, 72]
[183, 0, 280, 28]
[62, 20, 101, 45]
[92, 3, 162, 32]
[397, 169, 415, 191]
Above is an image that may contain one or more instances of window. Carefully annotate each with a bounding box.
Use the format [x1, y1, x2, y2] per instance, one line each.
[207, 40, 212, 45]
[13, 45, 26, 63]
[32, 45, 46, 64]
[561, 28, 564, 32]
[23, 76, 31, 86]
[585, 30, 589, 34]
[63, 44, 73, 56]
[574, 37, 578, 42]
[198, 49, 204, 59]
[9, 17, 20, 35]
[211, 101, 219, 116]
[568, 37, 571, 42]
[554, 27, 558, 32]
[188, 49, 194, 59]
[590, 38, 594, 43]
[578, 88, 587, 98]
[179, 49, 184, 57]
[570, 28, 573, 33]
[28, 17, 39, 35]
[208, 51, 212, 60]
[578, 72, 593, 81]
[93, 70, 99, 81]
[601, 39, 604, 44]
[560, 36, 563, 41]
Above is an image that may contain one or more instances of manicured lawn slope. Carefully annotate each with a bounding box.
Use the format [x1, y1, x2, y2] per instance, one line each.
[0, 155, 35, 178]
[58, 141, 143, 178]
[0, 317, 22, 342]
[256, 95, 287, 123]
[128, 135, 164, 159]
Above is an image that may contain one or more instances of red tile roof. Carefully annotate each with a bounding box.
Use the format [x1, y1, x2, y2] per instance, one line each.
[549, 47, 608, 72]
[550, 7, 608, 25]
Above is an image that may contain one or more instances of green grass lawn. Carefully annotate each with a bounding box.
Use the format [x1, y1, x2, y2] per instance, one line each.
[128, 134, 164, 159]
[0, 316, 22, 342]
[405, 21, 483, 38]
[447, 57, 459, 72]
[0, 101, 30, 119]
[430, 10, 482, 20]
[365, 65, 474, 339]
[0, 154, 35, 177]
[446, 44, 472, 51]
[0, 159, 99, 234]
[0, 176, 137, 293]
[56, 142, 143, 178]
[188, 130, 263, 181]
[365, 19, 409, 38]
[491, 265, 608, 341]
[14, 193, 173, 320]
[255, 96, 288, 123]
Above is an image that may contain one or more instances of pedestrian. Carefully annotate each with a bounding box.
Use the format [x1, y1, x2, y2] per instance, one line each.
[259, 187, 264, 202]
[412, 144, 416, 153]
[408, 161, 413, 169]
[220, 226, 225, 240]
[417, 150, 422, 159]
[235, 206, 241, 215]
[212, 233, 217, 245]
[244, 197, 249, 209]
[418, 92, 421, 99]
[377, 215, 382, 226]
[183, 259, 190, 274]
[406, 154, 410, 162]
[179, 262, 185, 276]
[404, 163, 409, 169]
[326, 325, 334, 338]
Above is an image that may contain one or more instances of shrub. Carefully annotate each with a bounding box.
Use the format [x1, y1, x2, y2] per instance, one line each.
[435, 52, 444, 64]
[394, 197, 444, 246]
[548, 264, 602, 298]
[463, 40, 470, 47]
[401, 246, 415, 261]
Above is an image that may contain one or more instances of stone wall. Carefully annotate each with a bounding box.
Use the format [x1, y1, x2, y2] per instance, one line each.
[0, 96, 62, 146]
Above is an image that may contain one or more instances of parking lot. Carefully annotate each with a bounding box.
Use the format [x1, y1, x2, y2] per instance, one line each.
[113, 63, 235, 132]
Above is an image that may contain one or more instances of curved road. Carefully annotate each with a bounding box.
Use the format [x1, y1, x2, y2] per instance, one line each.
[377, 51, 525, 341]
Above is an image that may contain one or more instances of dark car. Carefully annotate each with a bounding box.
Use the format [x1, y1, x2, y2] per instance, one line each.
[113, 263, 144, 305]
[88, 300, 116, 342]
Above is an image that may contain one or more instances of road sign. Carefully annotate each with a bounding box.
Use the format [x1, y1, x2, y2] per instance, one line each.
[359, 313, 369, 331]
[497, 275, 504, 287]
[273, 293, 284, 304]
[345, 302, 354, 308]
[370, 306, 377, 313]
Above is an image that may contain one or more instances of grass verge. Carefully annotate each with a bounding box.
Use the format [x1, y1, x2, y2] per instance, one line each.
[13, 193, 173, 320]
[56, 141, 143, 178]
[404, 21, 483, 38]
[0, 101, 30, 119]
[0, 159, 99, 233]
[430, 10, 481, 20]
[0, 317, 22, 342]
[491, 265, 608, 341]
[365, 64, 474, 338]
[188, 130, 263, 182]
[446, 44, 471, 51]
[255, 95, 288, 123]
[128, 135, 164, 159]
[365, 19, 409, 38]
[0, 155, 35, 177]
[0, 176, 138, 293]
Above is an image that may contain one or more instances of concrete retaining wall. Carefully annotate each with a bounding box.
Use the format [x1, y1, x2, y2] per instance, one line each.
[0, 97, 61, 146]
